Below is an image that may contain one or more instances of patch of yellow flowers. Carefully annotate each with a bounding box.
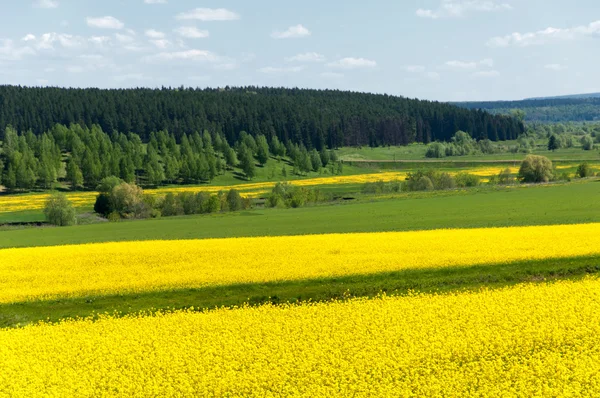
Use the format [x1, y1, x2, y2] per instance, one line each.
[2, 223, 600, 304]
[0, 172, 411, 214]
[2, 278, 600, 396]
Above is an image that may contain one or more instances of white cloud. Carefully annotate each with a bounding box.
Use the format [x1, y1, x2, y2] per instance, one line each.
[327, 57, 377, 69]
[545, 64, 567, 71]
[144, 0, 167, 3]
[445, 58, 494, 69]
[115, 33, 135, 44]
[487, 20, 600, 47]
[145, 29, 165, 39]
[473, 70, 500, 77]
[35, 33, 87, 50]
[89, 36, 112, 46]
[271, 24, 311, 39]
[259, 66, 305, 74]
[22, 34, 37, 42]
[150, 39, 171, 49]
[285, 52, 325, 62]
[417, 0, 512, 19]
[426, 71, 441, 80]
[146, 49, 221, 62]
[86, 16, 124, 30]
[174, 26, 209, 39]
[176, 8, 240, 21]
[34, 0, 58, 8]
[404, 65, 426, 73]
[0, 39, 35, 61]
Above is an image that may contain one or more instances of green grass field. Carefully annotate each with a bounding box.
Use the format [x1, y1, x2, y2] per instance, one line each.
[1, 180, 599, 250]
[337, 143, 600, 162]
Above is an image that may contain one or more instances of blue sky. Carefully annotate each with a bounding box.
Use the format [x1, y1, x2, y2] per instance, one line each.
[0, 0, 599, 101]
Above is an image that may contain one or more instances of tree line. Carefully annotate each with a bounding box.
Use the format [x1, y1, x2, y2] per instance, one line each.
[0, 85, 524, 148]
[457, 98, 600, 123]
[0, 124, 341, 191]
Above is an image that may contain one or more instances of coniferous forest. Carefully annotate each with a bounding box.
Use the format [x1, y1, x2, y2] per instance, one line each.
[0, 85, 523, 147]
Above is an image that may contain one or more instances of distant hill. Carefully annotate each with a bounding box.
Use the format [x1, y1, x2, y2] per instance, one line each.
[525, 93, 600, 100]
[0, 85, 524, 147]
[456, 96, 600, 123]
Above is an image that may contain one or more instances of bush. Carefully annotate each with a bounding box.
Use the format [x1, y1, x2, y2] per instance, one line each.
[425, 142, 446, 158]
[205, 195, 221, 213]
[93, 193, 112, 216]
[226, 189, 244, 211]
[107, 211, 121, 222]
[496, 168, 516, 185]
[413, 176, 434, 191]
[454, 172, 480, 188]
[111, 182, 148, 218]
[161, 192, 182, 217]
[581, 135, 595, 151]
[518, 155, 553, 183]
[576, 163, 592, 178]
[44, 192, 77, 227]
[436, 172, 456, 190]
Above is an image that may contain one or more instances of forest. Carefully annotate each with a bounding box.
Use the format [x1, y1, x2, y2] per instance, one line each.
[458, 97, 600, 123]
[0, 85, 523, 148]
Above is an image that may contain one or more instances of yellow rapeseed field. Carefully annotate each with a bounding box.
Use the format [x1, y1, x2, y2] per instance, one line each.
[2, 278, 600, 397]
[2, 223, 600, 304]
[0, 172, 410, 214]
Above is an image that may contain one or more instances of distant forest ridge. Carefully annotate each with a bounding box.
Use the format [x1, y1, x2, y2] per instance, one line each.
[525, 93, 600, 100]
[457, 96, 600, 123]
[0, 85, 523, 148]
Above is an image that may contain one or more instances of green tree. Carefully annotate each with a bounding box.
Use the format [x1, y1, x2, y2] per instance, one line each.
[548, 135, 559, 151]
[581, 135, 595, 151]
[310, 149, 322, 172]
[226, 189, 244, 211]
[576, 163, 592, 178]
[255, 134, 270, 166]
[238, 144, 256, 180]
[66, 160, 84, 190]
[518, 155, 553, 183]
[44, 192, 77, 226]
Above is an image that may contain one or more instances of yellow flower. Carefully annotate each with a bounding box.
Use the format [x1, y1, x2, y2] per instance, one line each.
[2, 223, 600, 304]
[1, 278, 600, 396]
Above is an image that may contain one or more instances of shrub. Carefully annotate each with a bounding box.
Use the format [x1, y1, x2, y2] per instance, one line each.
[161, 193, 182, 217]
[436, 173, 456, 190]
[107, 211, 121, 222]
[178, 192, 198, 215]
[497, 168, 516, 185]
[111, 183, 148, 218]
[226, 189, 244, 211]
[581, 135, 595, 151]
[44, 192, 77, 227]
[205, 195, 221, 213]
[425, 142, 446, 158]
[93, 193, 112, 217]
[413, 176, 434, 191]
[576, 163, 592, 178]
[518, 155, 553, 183]
[454, 172, 480, 188]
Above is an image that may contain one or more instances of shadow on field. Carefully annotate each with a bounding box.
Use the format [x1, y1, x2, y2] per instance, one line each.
[2, 255, 600, 328]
